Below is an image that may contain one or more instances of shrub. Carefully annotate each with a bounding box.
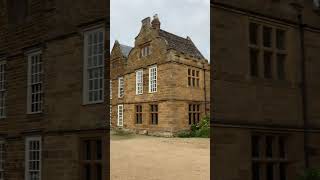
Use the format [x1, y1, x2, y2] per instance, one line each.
[176, 115, 210, 138]
[300, 169, 320, 180]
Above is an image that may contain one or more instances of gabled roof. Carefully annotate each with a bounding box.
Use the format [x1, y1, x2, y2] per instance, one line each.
[159, 29, 205, 59]
[119, 44, 133, 58]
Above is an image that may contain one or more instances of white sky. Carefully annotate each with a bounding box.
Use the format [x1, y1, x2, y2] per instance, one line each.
[110, 0, 210, 61]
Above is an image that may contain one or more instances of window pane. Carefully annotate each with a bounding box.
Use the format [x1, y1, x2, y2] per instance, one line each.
[264, 52, 272, 79]
[252, 162, 260, 180]
[84, 164, 91, 180]
[279, 163, 287, 180]
[96, 164, 102, 180]
[250, 49, 259, 77]
[266, 136, 274, 158]
[251, 135, 260, 158]
[85, 140, 91, 160]
[276, 29, 286, 50]
[96, 140, 102, 160]
[266, 163, 274, 180]
[279, 136, 286, 158]
[250, 23, 259, 45]
[277, 54, 285, 80]
[263, 26, 272, 47]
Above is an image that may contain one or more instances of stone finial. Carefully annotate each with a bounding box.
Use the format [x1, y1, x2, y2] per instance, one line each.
[151, 14, 161, 30]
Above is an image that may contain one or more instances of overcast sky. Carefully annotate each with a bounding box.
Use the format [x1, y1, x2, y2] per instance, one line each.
[110, 0, 210, 61]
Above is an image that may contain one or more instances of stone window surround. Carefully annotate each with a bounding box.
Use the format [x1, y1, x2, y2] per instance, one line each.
[251, 133, 288, 180]
[248, 20, 287, 80]
[82, 26, 105, 105]
[26, 49, 43, 114]
[188, 68, 200, 87]
[150, 104, 158, 125]
[118, 77, 124, 98]
[79, 138, 103, 180]
[135, 69, 143, 95]
[135, 104, 143, 124]
[25, 136, 42, 180]
[148, 65, 157, 93]
[117, 104, 124, 127]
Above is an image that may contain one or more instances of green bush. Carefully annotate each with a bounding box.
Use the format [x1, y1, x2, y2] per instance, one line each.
[177, 115, 210, 138]
[300, 169, 320, 180]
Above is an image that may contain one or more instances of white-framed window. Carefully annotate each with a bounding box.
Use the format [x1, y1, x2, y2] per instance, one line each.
[149, 65, 157, 93]
[140, 45, 151, 57]
[117, 105, 123, 127]
[0, 61, 6, 118]
[83, 27, 105, 104]
[118, 77, 124, 98]
[25, 136, 41, 180]
[136, 70, 143, 95]
[0, 140, 5, 180]
[27, 51, 43, 114]
[110, 80, 112, 99]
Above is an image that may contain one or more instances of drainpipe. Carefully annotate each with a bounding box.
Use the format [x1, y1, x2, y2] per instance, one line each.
[290, 1, 309, 169]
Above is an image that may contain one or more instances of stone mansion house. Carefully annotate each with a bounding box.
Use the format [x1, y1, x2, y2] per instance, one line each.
[110, 15, 210, 136]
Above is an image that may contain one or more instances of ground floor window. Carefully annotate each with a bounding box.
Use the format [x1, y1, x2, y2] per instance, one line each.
[136, 105, 142, 124]
[25, 136, 41, 180]
[251, 134, 288, 180]
[0, 141, 5, 180]
[188, 104, 200, 125]
[117, 105, 123, 127]
[80, 138, 103, 180]
[150, 104, 158, 125]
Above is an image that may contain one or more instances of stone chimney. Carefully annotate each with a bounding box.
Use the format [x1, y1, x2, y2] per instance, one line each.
[151, 14, 161, 30]
[141, 17, 151, 28]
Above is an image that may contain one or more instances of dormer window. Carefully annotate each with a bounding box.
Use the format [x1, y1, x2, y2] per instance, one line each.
[141, 45, 151, 57]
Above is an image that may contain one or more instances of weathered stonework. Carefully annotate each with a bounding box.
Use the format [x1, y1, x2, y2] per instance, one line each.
[110, 15, 210, 136]
[0, 0, 108, 179]
[212, 0, 320, 179]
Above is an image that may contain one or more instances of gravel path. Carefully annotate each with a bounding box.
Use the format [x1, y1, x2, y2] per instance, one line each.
[110, 134, 210, 180]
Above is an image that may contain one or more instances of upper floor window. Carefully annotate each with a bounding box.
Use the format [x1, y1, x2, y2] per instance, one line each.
[25, 136, 42, 180]
[83, 28, 105, 104]
[136, 69, 143, 95]
[141, 45, 151, 57]
[251, 134, 288, 180]
[110, 80, 112, 99]
[188, 69, 200, 87]
[27, 51, 43, 113]
[149, 66, 157, 93]
[118, 77, 124, 98]
[0, 61, 6, 118]
[249, 22, 287, 80]
[7, 0, 28, 25]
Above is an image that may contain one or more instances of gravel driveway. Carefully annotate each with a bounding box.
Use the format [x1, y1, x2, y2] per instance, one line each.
[110, 133, 210, 180]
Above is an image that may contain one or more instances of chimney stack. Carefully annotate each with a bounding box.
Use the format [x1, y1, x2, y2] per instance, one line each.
[151, 14, 161, 30]
[141, 17, 151, 28]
